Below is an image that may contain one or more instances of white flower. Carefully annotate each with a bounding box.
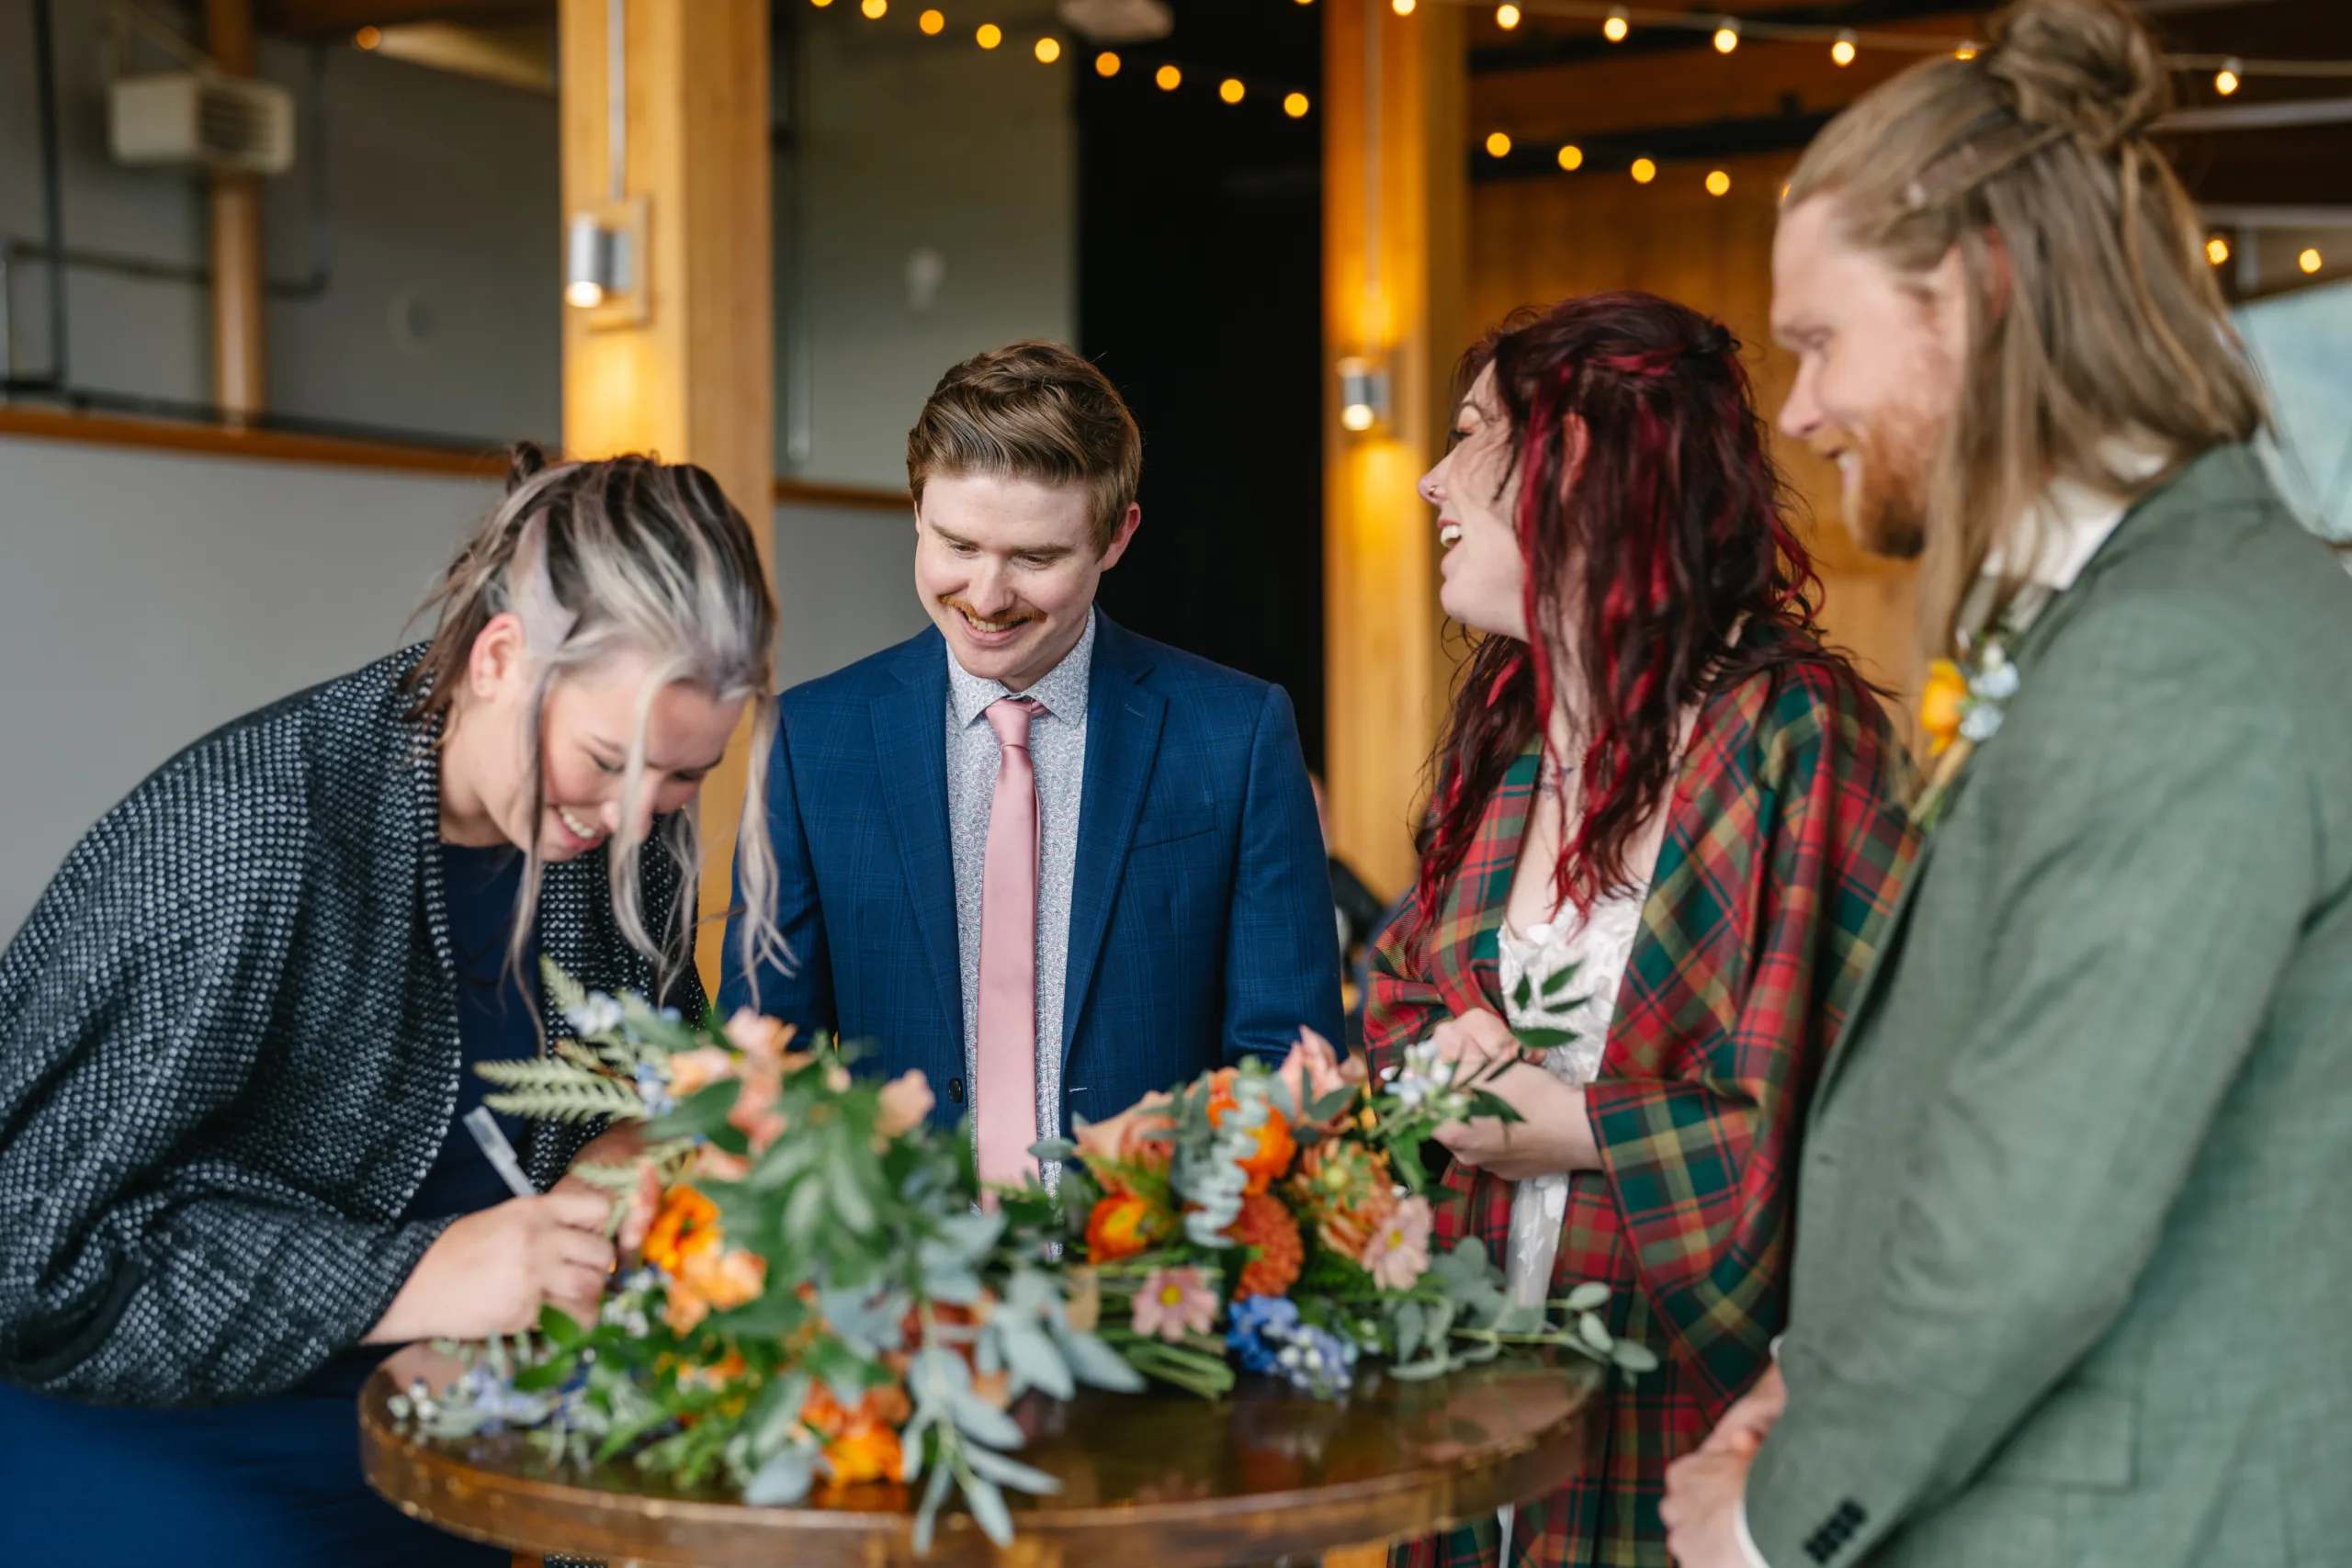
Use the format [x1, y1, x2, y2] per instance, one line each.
[1959, 703, 2006, 743]
[568, 993, 625, 1037]
[1970, 662, 2021, 702]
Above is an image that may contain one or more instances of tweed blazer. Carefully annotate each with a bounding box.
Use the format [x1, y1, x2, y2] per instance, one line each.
[0, 648, 697, 1408]
[1748, 446, 2352, 1568]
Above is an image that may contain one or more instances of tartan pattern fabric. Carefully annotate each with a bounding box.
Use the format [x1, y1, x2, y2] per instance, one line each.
[1367, 647, 1916, 1568]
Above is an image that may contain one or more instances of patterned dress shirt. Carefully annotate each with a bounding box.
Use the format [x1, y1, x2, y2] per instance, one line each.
[944, 609, 1094, 1152]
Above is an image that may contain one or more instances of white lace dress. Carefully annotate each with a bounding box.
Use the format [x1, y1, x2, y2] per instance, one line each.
[1495, 886, 1647, 1309]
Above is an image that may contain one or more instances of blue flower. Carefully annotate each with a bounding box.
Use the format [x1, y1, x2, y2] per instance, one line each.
[568, 993, 626, 1037]
[1227, 1294, 1300, 1376]
[1277, 1325, 1358, 1397]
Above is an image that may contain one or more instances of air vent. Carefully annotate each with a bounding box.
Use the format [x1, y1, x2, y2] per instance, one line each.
[109, 73, 295, 175]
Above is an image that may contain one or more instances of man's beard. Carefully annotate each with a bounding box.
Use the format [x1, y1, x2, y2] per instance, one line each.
[1831, 404, 1939, 561]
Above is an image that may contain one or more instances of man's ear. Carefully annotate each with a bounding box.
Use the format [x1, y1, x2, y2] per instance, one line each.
[1096, 502, 1143, 571]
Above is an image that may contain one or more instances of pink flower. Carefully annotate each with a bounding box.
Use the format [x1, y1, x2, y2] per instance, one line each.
[722, 1009, 796, 1063]
[1131, 1266, 1219, 1343]
[1360, 1194, 1433, 1291]
[1277, 1028, 1365, 1125]
[875, 1069, 936, 1138]
[665, 1046, 738, 1100]
[727, 1058, 787, 1152]
[1072, 1091, 1175, 1179]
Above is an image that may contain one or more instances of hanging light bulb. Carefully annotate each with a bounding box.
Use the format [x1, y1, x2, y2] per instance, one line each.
[1392, 0, 1416, 15]
[1713, 21, 1739, 53]
[919, 7, 944, 31]
[1955, 41, 1977, 60]
[1155, 62, 1180, 89]
[1339, 356, 1390, 434]
[1095, 50, 1119, 75]
[1556, 143, 1583, 171]
[1831, 31, 1856, 66]
[1705, 168, 1731, 197]
[1486, 130, 1512, 157]
[1035, 35, 1061, 62]
[1496, 3, 1521, 28]
[2301, 248, 2324, 275]
[1631, 157, 1657, 184]
[2217, 58, 2243, 96]
[1284, 91, 1310, 118]
[1219, 76, 1245, 103]
[976, 21, 1001, 47]
[1602, 7, 1627, 42]
[2205, 235, 2231, 266]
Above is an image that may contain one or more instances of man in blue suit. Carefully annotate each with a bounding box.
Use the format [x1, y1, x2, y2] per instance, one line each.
[720, 342, 1341, 1183]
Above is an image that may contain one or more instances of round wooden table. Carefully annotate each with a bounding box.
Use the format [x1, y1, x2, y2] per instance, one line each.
[361, 1344, 1602, 1568]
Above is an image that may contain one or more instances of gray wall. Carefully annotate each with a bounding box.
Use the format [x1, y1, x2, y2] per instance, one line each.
[780, 0, 1075, 487]
[0, 0, 1078, 480]
[0, 435, 930, 935]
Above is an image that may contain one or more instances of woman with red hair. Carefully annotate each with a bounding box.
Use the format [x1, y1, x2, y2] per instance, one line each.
[1366, 292, 1914, 1568]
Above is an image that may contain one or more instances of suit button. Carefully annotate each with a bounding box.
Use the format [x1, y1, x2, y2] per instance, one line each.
[947, 1077, 966, 1104]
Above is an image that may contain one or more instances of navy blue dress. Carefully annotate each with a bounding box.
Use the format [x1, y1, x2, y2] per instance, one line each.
[0, 843, 547, 1567]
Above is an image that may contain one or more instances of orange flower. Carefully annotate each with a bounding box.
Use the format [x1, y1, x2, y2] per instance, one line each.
[1920, 659, 1969, 756]
[1223, 1190, 1303, 1300]
[1072, 1091, 1175, 1185]
[1085, 1190, 1169, 1262]
[822, 1423, 903, 1486]
[664, 1245, 767, 1334]
[642, 1185, 722, 1274]
[664, 1045, 738, 1100]
[1205, 1070, 1297, 1195]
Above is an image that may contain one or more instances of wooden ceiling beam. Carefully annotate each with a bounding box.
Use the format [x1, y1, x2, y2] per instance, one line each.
[255, 0, 550, 39]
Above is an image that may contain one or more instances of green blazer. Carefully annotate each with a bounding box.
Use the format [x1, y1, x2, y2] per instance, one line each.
[1747, 446, 2352, 1568]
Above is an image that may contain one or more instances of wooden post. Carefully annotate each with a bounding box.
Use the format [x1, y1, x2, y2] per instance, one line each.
[206, 0, 266, 422]
[560, 0, 775, 992]
[1321, 0, 1466, 901]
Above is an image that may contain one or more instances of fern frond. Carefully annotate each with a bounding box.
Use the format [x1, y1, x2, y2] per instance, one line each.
[483, 1078, 651, 1123]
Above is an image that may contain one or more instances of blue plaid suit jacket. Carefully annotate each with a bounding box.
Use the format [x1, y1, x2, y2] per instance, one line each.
[718, 614, 1343, 1134]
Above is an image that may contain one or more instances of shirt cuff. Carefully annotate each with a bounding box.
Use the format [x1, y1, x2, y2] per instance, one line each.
[1735, 1496, 1771, 1568]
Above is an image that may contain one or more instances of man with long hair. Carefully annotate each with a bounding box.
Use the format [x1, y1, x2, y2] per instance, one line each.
[1662, 3, 2352, 1565]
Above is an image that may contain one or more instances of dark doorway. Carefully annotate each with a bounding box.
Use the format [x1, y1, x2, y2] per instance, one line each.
[1077, 0, 1326, 768]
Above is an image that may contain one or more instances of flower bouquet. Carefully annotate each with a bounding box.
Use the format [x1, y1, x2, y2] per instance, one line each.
[389, 966, 1652, 1551]
[390, 964, 1140, 1551]
[1045, 1028, 1657, 1402]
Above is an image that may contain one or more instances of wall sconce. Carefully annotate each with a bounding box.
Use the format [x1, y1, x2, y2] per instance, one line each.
[1338, 355, 1390, 434]
[564, 197, 649, 329]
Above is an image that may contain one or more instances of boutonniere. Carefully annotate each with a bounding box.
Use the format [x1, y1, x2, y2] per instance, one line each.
[1913, 623, 2025, 830]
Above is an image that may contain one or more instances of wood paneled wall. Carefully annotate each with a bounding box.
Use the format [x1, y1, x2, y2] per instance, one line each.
[1467, 155, 1921, 730]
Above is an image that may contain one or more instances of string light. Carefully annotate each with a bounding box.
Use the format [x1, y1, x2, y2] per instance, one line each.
[1705, 168, 1731, 196]
[976, 21, 1000, 46]
[1486, 130, 1512, 157]
[1831, 31, 1855, 66]
[1284, 91, 1311, 118]
[2217, 57, 2243, 95]
[919, 7, 944, 31]
[354, 25, 381, 48]
[2301, 248, 2324, 274]
[1713, 21, 1739, 53]
[1219, 76, 1245, 103]
[1631, 156, 1657, 184]
[1954, 42, 1976, 60]
[1393, 0, 1415, 14]
[1556, 143, 1583, 170]
[861, 0, 886, 18]
[1497, 3, 1521, 27]
[1156, 62, 1180, 89]
[811, 0, 832, 8]
[2206, 235, 2231, 266]
[1602, 7, 1627, 41]
[1035, 35, 1060, 62]
[1095, 49, 1119, 74]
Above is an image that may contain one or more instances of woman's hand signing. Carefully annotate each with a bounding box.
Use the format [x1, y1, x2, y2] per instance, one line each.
[1427, 1007, 1601, 1181]
[365, 1190, 616, 1345]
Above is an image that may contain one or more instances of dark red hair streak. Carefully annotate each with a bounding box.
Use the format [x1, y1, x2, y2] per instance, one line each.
[1409, 291, 1852, 951]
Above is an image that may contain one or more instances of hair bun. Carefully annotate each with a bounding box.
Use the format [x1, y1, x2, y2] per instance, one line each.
[1985, 0, 2169, 152]
[506, 439, 552, 493]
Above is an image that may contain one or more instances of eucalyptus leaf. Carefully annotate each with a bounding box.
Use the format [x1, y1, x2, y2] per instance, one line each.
[960, 1442, 1063, 1496]
[1388, 1356, 1454, 1381]
[645, 1077, 742, 1144]
[742, 1448, 814, 1506]
[1028, 1136, 1080, 1163]
[1055, 1327, 1147, 1392]
[1563, 1281, 1610, 1312]
[1395, 1300, 1426, 1362]
[947, 1389, 1025, 1450]
[1611, 1341, 1660, 1373]
[1308, 1086, 1360, 1124]
[999, 1323, 1074, 1400]
[1577, 1313, 1614, 1353]
[962, 1471, 1014, 1547]
[913, 1448, 955, 1555]
[748, 1371, 812, 1462]
[935, 1208, 1007, 1264]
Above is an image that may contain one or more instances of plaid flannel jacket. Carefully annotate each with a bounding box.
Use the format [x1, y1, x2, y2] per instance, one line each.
[1367, 648, 1915, 1568]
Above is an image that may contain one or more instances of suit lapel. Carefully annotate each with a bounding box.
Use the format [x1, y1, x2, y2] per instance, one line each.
[871, 639, 966, 1037]
[1062, 619, 1166, 1064]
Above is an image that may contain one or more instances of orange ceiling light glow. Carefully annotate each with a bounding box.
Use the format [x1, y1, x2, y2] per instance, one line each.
[1496, 4, 1521, 28]
[2206, 235, 2231, 266]
[1602, 8, 1627, 41]
[861, 0, 887, 17]
[1831, 32, 1856, 65]
[1035, 35, 1061, 62]
[976, 21, 1001, 46]
[2301, 248, 2324, 274]
[1713, 23, 1739, 53]
[919, 7, 944, 31]
[354, 25, 381, 48]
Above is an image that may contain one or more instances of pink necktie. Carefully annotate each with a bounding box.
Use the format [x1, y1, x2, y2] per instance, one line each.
[975, 695, 1042, 1189]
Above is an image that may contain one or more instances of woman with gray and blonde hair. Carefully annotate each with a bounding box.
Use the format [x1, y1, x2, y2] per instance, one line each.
[0, 444, 783, 1564]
